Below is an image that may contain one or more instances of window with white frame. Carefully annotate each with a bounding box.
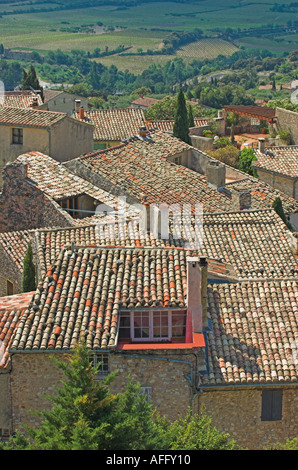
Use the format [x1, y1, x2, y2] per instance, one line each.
[90, 353, 109, 377]
[140, 386, 152, 402]
[119, 310, 186, 342]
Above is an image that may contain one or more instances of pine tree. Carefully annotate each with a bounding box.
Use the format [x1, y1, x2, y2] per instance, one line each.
[22, 243, 36, 293]
[173, 87, 191, 144]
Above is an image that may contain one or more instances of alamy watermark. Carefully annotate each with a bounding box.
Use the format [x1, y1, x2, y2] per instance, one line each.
[95, 197, 204, 250]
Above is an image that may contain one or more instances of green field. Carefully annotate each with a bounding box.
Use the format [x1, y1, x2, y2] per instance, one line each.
[95, 38, 239, 74]
[0, 0, 297, 73]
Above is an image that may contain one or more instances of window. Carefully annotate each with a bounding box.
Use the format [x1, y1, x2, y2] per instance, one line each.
[6, 280, 13, 296]
[59, 196, 79, 218]
[140, 386, 152, 402]
[90, 353, 109, 378]
[174, 156, 182, 165]
[119, 310, 186, 342]
[261, 390, 283, 421]
[12, 128, 23, 145]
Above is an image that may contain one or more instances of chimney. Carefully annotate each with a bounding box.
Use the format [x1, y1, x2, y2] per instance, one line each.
[258, 137, 265, 153]
[199, 257, 208, 328]
[231, 186, 251, 211]
[187, 257, 202, 334]
[206, 161, 226, 189]
[31, 96, 39, 108]
[75, 99, 81, 113]
[139, 126, 147, 138]
[79, 106, 85, 119]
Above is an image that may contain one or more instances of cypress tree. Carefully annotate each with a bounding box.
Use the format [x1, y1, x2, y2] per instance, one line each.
[188, 103, 195, 128]
[22, 243, 36, 293]
[173, 87, 191, 144]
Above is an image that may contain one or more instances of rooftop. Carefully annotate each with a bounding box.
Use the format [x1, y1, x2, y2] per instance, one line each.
[0, 91, 43, 109]
[253, 145, 298, 179]
[202, 278, 298, 385]
[0, 106, 67, 128]
[147, 119, 208, 133]
[15, 151, 119, 207]
[74, 107, 146, 141]
[223, 105, 276, 123]
[131, 96, 160, 108]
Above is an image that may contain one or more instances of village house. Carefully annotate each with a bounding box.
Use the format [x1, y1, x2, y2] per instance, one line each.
[0, 223, 297, 448]
[0, 151, 127, 233]
[0, 106, 94, 186]
[63, 128, 298, 228]
[252, 142, 298, 201]
[130, 95, 161, 110]
[39, 90, 89, 116]
[0, 90, 43, 109]
[73, 107, 146, 149]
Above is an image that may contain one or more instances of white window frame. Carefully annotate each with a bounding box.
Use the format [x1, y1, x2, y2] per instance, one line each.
[119, 310, 186, 342]
[90, 353, 109, 378]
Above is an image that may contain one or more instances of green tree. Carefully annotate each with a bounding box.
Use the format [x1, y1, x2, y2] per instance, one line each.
[0, 343, 238, 451]
[237, 147, 258, 177]
[188, 103, 195, 128]
[173, 87, 191, 144]
[164, 409, 237, 450]
[21, 64, 43, 99]
[22, 243, 36, 293]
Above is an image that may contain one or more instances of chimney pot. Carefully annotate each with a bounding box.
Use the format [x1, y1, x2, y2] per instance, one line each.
[79, 106, 85, 119]
[206, 161, 226, 189]
[258, 137, 265, 153]
[139, 126, 147, 138]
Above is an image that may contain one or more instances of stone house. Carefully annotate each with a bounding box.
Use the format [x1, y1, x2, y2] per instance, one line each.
[0, 152, 122, 233]
[130, 96, 161, 110]
[0, 91, 43, 109]
[252, 141, 298, 201]
[39, 90, 89, 116]
[0, 234, 297, 449]
[0, 106, 94, 186]
[73, 107, 146, 149]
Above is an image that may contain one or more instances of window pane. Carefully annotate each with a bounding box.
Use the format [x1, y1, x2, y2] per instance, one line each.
[172, 311, 186, 337]
[153, 311, 168, 338]
[119, 313, 131, 339]
[134, 312, 149, 339]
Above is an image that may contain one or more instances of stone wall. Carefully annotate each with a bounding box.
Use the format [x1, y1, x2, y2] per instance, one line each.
[6, 349, 298, 449]
[0, 371, 11, 436]
[8, 348, 203, 432]
[49, 118, 93, 162]
[0, 162, 74, 233]
[0, 247, 22, 297]
[275, 107, 298, 144]
[199, 386, 298, 450]
[255, 168, 297, 200]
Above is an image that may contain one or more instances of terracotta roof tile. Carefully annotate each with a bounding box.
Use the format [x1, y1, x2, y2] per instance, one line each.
[0, 91, 43, 109]
[148, 119, 208, 132]
[253, 145, 298, 178]
[0, 106, 66, 128]
[202, 279, 298, 385]
[15, 151, 120, 207]
[74, 108, 146, 141]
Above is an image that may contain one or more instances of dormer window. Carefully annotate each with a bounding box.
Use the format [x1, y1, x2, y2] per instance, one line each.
[119, 310, 187, 343]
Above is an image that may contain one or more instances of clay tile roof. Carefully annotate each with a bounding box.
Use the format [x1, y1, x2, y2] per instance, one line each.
[0, 91, 43, 109]
[225, 178, 298, 214]
[0, 106, 66, 128]
[253, 145, 298, 178]
[74, 108, 146, 141]
[0, 291, 35, 368]
[202, 279, 298, 385]
[15, 151, 118, 206]
[148, 119, 208, 132]
[131, 96, 160, 107]
[223, 105, 276, 122]
[7, 246, 234, 351]
[0, 229, 33, 270]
